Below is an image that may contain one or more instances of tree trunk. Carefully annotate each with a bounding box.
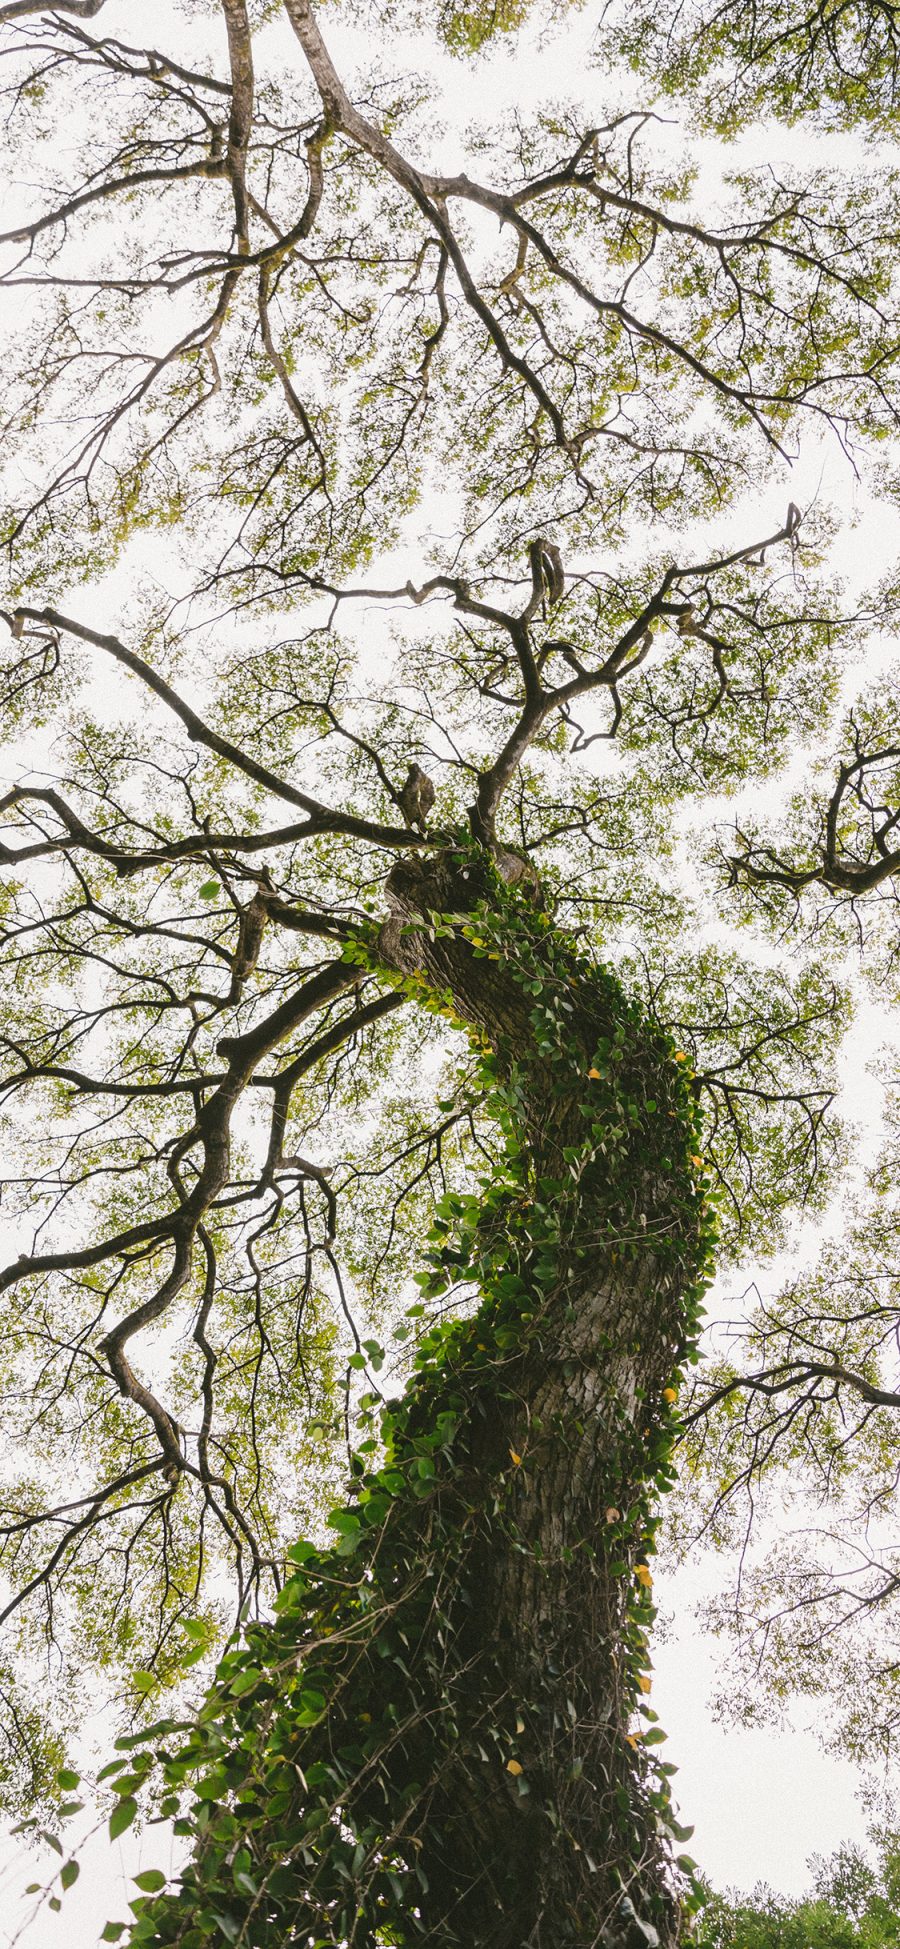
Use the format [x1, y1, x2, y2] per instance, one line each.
[135, 845, 707, 1949]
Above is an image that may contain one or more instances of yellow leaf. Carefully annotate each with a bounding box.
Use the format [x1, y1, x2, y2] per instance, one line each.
[662, 1387, 678, 1403]
[635, 1564, 653, 1588]
[625, 1734, 640, 1749]
[506, 1759, 523, 1776]
[509, 1448, 522, 1467]
[691, 1154, 703, 1168]
[587, 1067, 602, 1079]
[674, 1051, 687, 1062]
[638, 1674, 652, 1694]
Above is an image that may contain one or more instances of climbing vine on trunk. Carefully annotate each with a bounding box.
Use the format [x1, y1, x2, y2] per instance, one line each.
[105, 841, 711, 1949]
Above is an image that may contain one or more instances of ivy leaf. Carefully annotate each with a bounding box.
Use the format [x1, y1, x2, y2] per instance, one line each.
[109, 1797, 138, 1841]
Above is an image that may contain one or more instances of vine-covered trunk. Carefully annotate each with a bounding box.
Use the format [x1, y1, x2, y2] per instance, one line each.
[127, 844, 709, 1949]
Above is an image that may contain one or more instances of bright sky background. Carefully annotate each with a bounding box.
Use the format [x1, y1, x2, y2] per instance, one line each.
[1, 0, 899, 1938]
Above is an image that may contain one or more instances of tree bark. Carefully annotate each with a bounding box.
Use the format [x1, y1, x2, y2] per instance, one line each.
[137, 846, 704, 1949]
[373, 850, 697, 1947]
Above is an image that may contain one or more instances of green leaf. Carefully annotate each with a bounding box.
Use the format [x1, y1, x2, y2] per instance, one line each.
[60, 1860, 80, 1891]
[198, 881, 220, 900]
[182, 1617, 212, 1644]
[109, 1797, 138, 1841]
[668, 1819, 695, 1843]
[286, 1540, 317, 1564]
[229, 1668, 261, 1697]
[326, 1510, 361, 1536]
[133, 1870, 166, 1893]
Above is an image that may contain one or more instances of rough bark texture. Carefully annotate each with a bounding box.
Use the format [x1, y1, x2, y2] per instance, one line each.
[375, 851, 694, 1946]
[134, 848, 704, 1949]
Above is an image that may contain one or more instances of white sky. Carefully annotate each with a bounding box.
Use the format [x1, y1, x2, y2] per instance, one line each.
[1, 0, 899, 1935]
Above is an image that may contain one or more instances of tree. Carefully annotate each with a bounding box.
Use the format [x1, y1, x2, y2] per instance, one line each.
[0, 1, 899, 1944]
[696, 1835, 900, 1949]
[600, 0, 900, 134]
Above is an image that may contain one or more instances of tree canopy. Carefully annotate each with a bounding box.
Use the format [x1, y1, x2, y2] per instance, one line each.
[1, 0, 900, 1941]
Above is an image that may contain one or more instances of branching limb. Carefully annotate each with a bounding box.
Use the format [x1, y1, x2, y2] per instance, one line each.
[7, 610, 425, 850]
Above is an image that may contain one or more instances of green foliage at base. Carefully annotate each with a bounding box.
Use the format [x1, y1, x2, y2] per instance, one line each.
[697, 1838, 900, 1949]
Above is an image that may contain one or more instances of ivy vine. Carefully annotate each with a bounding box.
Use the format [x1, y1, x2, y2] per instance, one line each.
[82, 846, 714, 1948]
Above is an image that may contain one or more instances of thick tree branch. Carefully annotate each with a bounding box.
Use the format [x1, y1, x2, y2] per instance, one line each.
[684, 1358, 900, 1428]
[221, 0, 254, 253]
[8, 609, 425, 851]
